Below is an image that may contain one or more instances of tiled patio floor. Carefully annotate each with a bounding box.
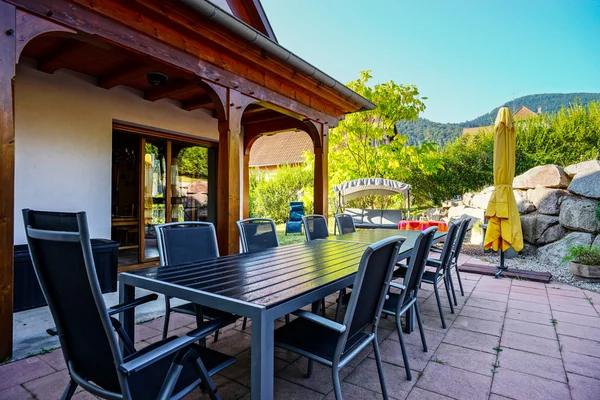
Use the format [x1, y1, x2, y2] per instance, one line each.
[1, 255, 600, 399]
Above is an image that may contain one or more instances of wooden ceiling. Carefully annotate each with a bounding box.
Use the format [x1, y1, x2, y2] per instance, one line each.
[19, 33, 294, 124]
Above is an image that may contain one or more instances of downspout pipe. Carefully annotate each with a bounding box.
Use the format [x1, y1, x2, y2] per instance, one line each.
[179, 0, 376, 112]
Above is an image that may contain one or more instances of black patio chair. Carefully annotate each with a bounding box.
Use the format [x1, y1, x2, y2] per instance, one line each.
[236, 218, 279, 253]
[302, 214, 329, 241]
[155, 222, 238, 341]
[22, 209, 235, 400]
[236, 218, 288, 329]
[275, 236, 405, 400]
[334, 213, 356, 235]
[430, 218, 470, 297]
[382, 226, 437, 380]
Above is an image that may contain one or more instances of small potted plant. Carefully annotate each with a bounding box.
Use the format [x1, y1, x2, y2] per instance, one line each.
[563, 245, 600, 282]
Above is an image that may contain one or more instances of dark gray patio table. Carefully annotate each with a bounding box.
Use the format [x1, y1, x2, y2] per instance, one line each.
[118, 229, 444, 399]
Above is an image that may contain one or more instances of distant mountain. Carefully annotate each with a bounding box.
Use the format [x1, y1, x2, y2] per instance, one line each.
[397, 92, 600, 146]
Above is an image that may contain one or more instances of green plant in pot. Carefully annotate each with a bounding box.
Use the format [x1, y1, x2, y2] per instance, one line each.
[563, 245, 600, 282]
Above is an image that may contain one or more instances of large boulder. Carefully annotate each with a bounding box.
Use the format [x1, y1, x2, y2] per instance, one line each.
[520, 213, 561, 244]
[537, 232, 594, 266]
[559, 197, 600, 233]
[593, 235, 600, 249]
[568, 170, 600, 199]
[564, 160, 600, 177]
[527, 186, 569, 215]
[462, 193, 474, 208]
[471, 187, 494, 210]
[514, 190, 536, 214]
[537, 224, 566, 245]
[513, 165, 570, 189]
[447, 205, 485, 244]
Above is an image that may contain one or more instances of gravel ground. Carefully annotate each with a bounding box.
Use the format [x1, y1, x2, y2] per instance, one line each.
[471, 251, 600, 293]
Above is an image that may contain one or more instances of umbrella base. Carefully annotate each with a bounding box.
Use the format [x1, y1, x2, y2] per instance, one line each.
[494, 251, 507, 279]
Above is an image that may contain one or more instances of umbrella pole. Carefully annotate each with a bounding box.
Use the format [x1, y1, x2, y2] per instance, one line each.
[495, 249, 507, 279]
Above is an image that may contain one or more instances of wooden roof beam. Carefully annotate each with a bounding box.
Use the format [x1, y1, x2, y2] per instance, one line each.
[182, 94, 214, 111]
[225, 0, 277, 42]
[244, 116, 305, 136]
[98, 63, 149, 89]
[144, 78, 194, 102]
[37, 39, 86, 74]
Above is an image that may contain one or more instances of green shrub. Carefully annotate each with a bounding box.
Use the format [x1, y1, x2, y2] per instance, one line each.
[563, 245, 600, 266]
[250, 165, 313, 223]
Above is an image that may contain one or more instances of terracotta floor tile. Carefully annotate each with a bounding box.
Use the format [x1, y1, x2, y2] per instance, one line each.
[442, 328, 499, 354]
[500, 330, 561, 358]
[499, 348, 567, 382]
[568, 373, 600, 400]
[416, 363, 491, 400]
[0, 357, 55, 391]
[502, 318, 557, 340]
[345, 358, 417, 399]
[563, 351, 600, 380]
[452, 316, 503, 336]
[459, 305, 505, 322]
[432, 343, 496, 376]
[491, 369, 570, 400]
[507, 299, 552, 314]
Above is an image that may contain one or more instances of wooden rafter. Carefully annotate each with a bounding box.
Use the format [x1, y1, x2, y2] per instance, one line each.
[37, 38, 86, 74]
[225, 0, 277, 42]
[98, 63, 148, 89]
[144, 78, 193, 102]
[182, 94, 213, 111]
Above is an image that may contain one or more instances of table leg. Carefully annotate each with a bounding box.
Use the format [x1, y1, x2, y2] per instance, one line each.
[404, 305, 416, 333]
[250, 312, 274, 399]
[119, 281, 135, 353]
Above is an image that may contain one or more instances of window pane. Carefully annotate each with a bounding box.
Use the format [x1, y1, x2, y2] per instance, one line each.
[171, 145, 209, 222]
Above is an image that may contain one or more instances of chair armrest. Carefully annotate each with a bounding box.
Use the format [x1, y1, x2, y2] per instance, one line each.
[396, 262, 408, 269]
[108, 294, 158, 316]
[390, 282, 406, 291]
[292, 310, 346, 333]
[426, 259, 442, 267]
[120, 319, 223, 375]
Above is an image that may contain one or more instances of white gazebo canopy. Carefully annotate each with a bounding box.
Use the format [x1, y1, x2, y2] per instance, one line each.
[333, 178, 411, 202]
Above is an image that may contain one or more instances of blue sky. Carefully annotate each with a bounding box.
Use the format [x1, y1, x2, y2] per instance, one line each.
[261, 0, 600, 123]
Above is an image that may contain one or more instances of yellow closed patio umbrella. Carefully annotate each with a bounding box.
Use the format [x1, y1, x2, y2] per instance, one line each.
[484, 107, 523, 276]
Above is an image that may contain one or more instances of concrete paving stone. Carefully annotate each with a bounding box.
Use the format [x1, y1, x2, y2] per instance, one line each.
[418, 312, 453, 332]
[546, 283, 583, 292]
[547, 287, 586, 299]
[472, 285, 511, 296]
[69, 392, 99, 399]
[134, 323, 162, 342]
[502, 318, 557, 340]
[459, 305, 505, 322]
[509, 292, 550, 305]
[551, 310, 600, 328]
[488, 395, 513, 400]
[556, 323, 600, 342]
[0, 386, 34, 400]
[416, 362, 491, 400]
[36, 348, 66, 371]
[563, 351, 600, 380]
[568, 373, 600, 400]
[507, 299, 552, 314]
[344, 343, 374, 369]
[206, 331, 251, 356]
[500, 330, 561, 359]
[376, 338, 433, 371]
[505, 308, 555, 325]
[559, 335, 600, 358]
[406, 387, 454, 400]
[442, 328, 499, 354]
[511, 279, 545, 289]
[432, 343, 497, 376]
[549, 295, 596, 307]
[219, 349, 288, 388]
[509, 285, 548, 296]
[469, 291, 509, 302]
[22, 370, 76, 400]
[345, 358, 417, 399]
[274, 347, 302, 364]
[499, 348, 567, 382]
[550, 301, 598, 317]
[276, 356, 353, 395]
[390, 328, 445, 351]
[142, 313, 196, 331]
[0, 356, 55, 391]
[464, 297, 507, 312]
[322, 382, 384, 400]
[420, 304, 457, 323]
[240, 378, 325, 400]
[491, 369, 571, 400]
[453, 316, 503, 336]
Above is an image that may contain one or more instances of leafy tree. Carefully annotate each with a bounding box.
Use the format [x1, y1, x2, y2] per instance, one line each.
[177, 146, 208, 178]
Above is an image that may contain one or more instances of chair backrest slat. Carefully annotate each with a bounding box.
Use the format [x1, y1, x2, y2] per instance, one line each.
[452, 218, 471, 262]
[22, 210, 123, 393]
[302, 214, 329, 241]
[155, 222, 219, 266]
[342, 236, 404, 349]
[434, 222, 460, 276]
[401, 227, 438, 303]
[237, 218, 279, 253]
[335, 214, 356, 235]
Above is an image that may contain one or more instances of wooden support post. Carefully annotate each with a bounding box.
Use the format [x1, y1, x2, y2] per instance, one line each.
[242, 153, 250, 219]
[216, 89, 253, 255]
[312, 123, 329, 217]
[0, 1, 16, 361]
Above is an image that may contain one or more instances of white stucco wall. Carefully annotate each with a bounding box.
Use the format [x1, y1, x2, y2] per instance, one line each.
[14, 63, 219, 244]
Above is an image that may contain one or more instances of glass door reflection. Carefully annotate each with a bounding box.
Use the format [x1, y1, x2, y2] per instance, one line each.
[171, 144, 209, 222]
[143, 140, 167, 260]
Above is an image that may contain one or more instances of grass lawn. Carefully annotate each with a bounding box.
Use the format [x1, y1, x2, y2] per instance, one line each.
[275, 218, 336, 246]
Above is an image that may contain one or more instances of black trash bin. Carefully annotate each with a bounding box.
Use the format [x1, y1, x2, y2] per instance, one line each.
[14, 239, 119, 312]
